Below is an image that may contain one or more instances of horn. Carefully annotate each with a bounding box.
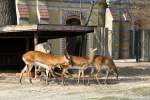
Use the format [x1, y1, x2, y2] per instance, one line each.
[64, 41, 70, 59]
[64, 41, 74, 66]
[64, 49, 74, 66]
[64, 48, 71, 59]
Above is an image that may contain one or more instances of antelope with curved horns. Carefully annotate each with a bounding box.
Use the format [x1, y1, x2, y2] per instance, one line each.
[19, 50, 71, 84]
[93, 55, 119, 84]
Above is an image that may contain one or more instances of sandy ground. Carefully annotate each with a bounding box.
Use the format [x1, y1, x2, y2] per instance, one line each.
[0, 62, 150, 100]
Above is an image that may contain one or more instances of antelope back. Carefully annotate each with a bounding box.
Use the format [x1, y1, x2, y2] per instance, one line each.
[71, 56, 88, 66]
[22, 51, 71, 66]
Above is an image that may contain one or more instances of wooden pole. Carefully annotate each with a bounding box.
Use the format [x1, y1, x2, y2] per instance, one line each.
[34, 32, 38, 50]
[34, 31, 38, 78]
[25, 38, 30, 51]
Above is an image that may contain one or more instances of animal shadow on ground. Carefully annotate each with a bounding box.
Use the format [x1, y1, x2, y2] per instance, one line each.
[117, 65, 150, 83]
[40, 65, 150, 85]
[41, 67, 119, 85]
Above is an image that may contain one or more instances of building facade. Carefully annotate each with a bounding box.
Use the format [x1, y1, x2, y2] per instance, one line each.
[0, 0, 108, 69]
[16, 0, 108, 56]
[105, 0, 150, 61]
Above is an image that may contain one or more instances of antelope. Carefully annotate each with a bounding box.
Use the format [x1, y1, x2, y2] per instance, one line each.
[35, 39, 52, 54]
[93, 55, 119, 84]
[34, 40, 52, 79]
[19, 50, 71, 84]
[63, 48, 97, 84]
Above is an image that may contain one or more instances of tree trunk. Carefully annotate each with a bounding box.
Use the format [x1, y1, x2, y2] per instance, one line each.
[0, 0, 17, 25]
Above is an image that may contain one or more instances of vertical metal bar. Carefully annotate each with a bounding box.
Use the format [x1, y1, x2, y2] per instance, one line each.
[148, 33, 150, 61]
[101, 27, 104, 55]
[81, 34, 87, 56]
[135, 28, 140, 62]
[105, 28, 108, 56]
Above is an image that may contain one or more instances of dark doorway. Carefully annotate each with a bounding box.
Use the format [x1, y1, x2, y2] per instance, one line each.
[66, 18, 81, 25]
[0, 38, 27, 70]
[66, 17, 85, 56]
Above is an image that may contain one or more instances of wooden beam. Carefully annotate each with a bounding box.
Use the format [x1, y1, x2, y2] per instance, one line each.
[0, 24, 95, 38]
[37, 24, 94, 33]
[34, 32, 38, 50]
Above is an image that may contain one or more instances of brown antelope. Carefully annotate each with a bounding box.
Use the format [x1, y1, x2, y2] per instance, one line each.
[19, 50, 71, 84]
[34, 40, 52, 79]
[63, 48, 97, 84]
[93, 55, 119, 84]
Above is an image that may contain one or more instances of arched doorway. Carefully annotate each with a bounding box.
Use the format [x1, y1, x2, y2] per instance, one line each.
[66, 16, 84, 56]
[66, 18, 81, 25]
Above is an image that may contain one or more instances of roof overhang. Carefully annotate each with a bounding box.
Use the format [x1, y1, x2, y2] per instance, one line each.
[0, 24, 94, 38]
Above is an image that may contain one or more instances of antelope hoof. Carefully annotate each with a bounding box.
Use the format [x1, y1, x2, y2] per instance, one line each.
[96, 79, 100, 85]
[19, 79, 22, 84]
[46, 80, 49, 85]
[61, 81, 66, 86]
[29, 78, 33, 84]
[77, 82, 80, 85]
[77, 80, 80, 85]
[46, 82, 49, 85]
[103, 80, 108, 84]
[116, 77, 119, 81]
[87, 82, 90, 86]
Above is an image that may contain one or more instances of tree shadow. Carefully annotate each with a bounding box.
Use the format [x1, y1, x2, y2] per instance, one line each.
[118, 66, 150, 77]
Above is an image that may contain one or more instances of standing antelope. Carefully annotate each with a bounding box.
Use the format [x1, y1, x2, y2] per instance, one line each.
[19, 50, 71, 84]
[63, 48, 97, 84]
[93, 55, 119, 84]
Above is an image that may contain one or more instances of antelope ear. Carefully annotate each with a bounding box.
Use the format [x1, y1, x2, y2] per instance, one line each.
[92, 48, 97, 52]
[90, 48, 97, 52]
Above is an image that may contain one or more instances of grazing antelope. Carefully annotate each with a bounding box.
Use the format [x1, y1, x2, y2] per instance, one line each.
[93, 55, 119, 84]
[34, 40, 52, 79]
[63, 48, 97, 84]
[19, 50, 71, 84]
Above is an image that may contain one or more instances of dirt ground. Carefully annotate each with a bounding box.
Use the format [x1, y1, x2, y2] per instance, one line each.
[0, 61, 150, 100]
